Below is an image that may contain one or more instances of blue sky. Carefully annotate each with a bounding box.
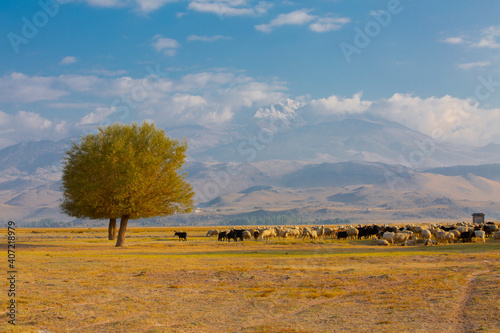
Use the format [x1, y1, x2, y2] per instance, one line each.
[0, 0, 499, 148]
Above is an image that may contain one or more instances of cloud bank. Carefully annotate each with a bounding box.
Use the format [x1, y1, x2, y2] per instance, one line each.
[1, 71, 499, 149]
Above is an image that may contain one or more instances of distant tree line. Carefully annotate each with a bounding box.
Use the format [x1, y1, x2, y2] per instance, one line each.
[314, 218, 352, 225]
[226, 214, 304, 226]
[23, 219, 74, 228]
[22, 219, 107, 228]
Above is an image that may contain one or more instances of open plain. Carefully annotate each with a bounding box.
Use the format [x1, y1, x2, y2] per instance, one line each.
[1, 226, 499, 333]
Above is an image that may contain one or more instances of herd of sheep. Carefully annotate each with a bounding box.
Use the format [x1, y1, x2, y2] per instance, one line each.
[200, 221, 500, 246]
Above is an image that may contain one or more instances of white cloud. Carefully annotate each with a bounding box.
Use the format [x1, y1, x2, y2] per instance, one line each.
[303, 92, 500, 146]
[458, 61, 490, 70]
[0, 72, 68, 103]
[255, 9, 316, 33]
[475, 25, 500, 49]
[59, 56, 77, 65]
[141, 72, 287, 125]
[374, 93, 498, 145]
[0, 110, 68, 148]
[306, 92, 372, 117]
[58, 75, 101, 92]
[187, 34, 232, 42]
[188, 0, 271, 17]
[78, 106, 116, 125]
[77, 0, 177, 13]
[90, 69, 128, 77]
[309, 17, 350, 33]
[4, 70, 500, 147]
[441, 37, 465, 45]
[442, 26, 500, 49]
[152, 35, 180, 56]
[256, 10, 350, 33]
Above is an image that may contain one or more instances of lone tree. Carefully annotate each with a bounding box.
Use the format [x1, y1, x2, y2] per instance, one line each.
[61, 122, 194, 247]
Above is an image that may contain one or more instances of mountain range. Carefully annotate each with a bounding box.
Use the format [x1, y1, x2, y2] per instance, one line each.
[1, 108, 500, 224]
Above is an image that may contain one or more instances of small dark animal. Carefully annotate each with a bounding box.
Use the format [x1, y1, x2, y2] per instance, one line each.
[337, 231, 348, 240]
[218, 231, 227, 241]
[226, 229, 245, 242]
[459, 230, 474, 243]
[174, 231, 187, 241]
[484, 224, 497, 237]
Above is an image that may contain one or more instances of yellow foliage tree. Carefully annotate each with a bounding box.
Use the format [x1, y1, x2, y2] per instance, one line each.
[61, 122, 194, 247]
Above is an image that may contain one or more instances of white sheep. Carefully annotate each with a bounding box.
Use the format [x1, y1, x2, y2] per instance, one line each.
[259, 229, 272, 241]
[403, 239, 417, 246]
[445, 232, 455, 244]
[288, 228, 301, 238]
[474, 230, 485, 243]
[376, 239, 390, 246]
[302, 229, 318, 240]
[346, 227, 359, 240]
[435, 230, 447, 244]
[382, 232, 395, 245]
[424, 239, 438, 246]
[242, 230, 252, 240]
[493, 231, 500, 242]
[421, 229, 432, 241]
[206, 229, 219, 237]
[323, 227, 334, 238]
[449, 230, 461, 243]
[394, 233, 410, 244]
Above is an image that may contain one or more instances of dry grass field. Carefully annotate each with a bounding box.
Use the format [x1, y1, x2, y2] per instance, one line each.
[1, 227, 500, 333]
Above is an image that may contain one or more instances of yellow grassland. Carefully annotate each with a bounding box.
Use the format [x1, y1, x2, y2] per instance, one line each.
[1, 227, 499, 333]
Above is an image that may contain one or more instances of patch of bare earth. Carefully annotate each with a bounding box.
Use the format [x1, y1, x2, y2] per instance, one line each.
[1, 229, 499, 333]
[452, 266, 500, 333]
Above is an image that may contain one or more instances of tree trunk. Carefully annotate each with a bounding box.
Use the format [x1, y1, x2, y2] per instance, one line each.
[108, 218, 117, 240]
[115, 215, 130, 247]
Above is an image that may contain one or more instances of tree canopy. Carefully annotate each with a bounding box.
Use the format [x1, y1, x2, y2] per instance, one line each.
[61, 122, 194, 246]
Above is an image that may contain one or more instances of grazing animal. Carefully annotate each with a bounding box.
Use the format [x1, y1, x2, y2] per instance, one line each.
[493, 231, 500, 242]
[302, 229, 318, 240]
[459, 230, 474, 243]
[424, 239, 438, 246]
[421, 229, 432, 241]
[337, 231, 348, 240]
[435, 230, 448, 244]
[403, 239, 417, 246]
[382, 232, 395, 245]
[346, 227, 359, 240]
[484, 224, 498, 237]
[242, 230, 252, 240]
[260, 229, 272, 241]
[227, 229, 245, 242]
[174, 231, 187, 241]
[375, 239, 390, 246]
[449, 230, 461, 242]
[394, 233, 410, 245]
[474, 230, 485, 243]
[218, 231, 227, 241]
[206, 229, 219, 237]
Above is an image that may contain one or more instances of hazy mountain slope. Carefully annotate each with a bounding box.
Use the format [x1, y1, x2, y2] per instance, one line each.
[0, 113, 499, 222]
[192, 115, 500, 167]
[280, 161, 412, 188]
[0, 139, 73, 172]
[426, 164, 500, 181]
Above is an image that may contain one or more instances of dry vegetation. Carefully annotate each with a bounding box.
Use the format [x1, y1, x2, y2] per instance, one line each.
[1, 227, 500, 333]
